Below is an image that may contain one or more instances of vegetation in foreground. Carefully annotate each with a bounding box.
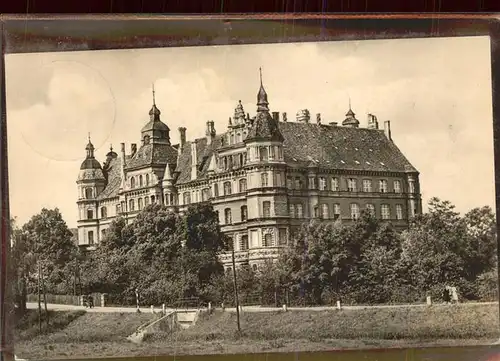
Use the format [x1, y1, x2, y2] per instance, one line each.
[14, 304, 500, 359]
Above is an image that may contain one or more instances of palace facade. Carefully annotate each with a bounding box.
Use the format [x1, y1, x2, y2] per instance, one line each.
[76, 71, 422, 270]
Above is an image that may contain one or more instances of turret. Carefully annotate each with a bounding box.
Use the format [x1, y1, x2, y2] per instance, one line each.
[140, 84, 171, 145]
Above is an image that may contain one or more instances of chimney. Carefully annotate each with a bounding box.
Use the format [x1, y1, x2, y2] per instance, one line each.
[296, 109, 310, 123]
[282, 112, 287, 122]
[272, 112, 279, 123]
[367, 114, 379, 129]
[384, 121, 392, 140]
[131, 143, 137, 156]
[316, 113, 321, 124]
[191, 140, 198, 181]
[120, 143, 126, 158]
[178, 127, 187, 150]
[205, 121, 216, 145]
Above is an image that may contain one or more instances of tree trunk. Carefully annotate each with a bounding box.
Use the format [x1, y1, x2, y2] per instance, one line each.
[37, 262, 42, 332]
[41, 263, 49, 327]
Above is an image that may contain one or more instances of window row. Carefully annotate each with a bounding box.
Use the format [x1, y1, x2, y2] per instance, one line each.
[289, 203, 405, 220]
[129, 173, 152, 189]
[86, 228, 107, 246]
[287, 176, 404, 194]
[219, 152, 248, 171]
[223, 205, 249, 224]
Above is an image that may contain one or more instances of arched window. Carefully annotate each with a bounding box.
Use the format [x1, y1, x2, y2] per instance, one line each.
[224, 208, 232, 224]
[240, 235, 249, 250]
[139, 175, 143, 187]
[145, 174, 150, 186]
[223, 181, 232, 196]
[144, 196, 149, 206]
[252, 264, 258, 272]
[143, 135, 150, 145]
[263, 233, 273, 247]
[213, 183, 219, 197]
[350, 203, 360, 220]
[129, 199, 135, 211]
[321, 204, 329, 219]
[138, 198, 143, 210]
[183, 192, 191, 205]
[259, 147, 269, 161]
[88, 231, 94, 245]
[241, 206, 248, 222]
[239, 178, 247, 193]
[130, 177, 136, 188]
[151, 195, 155, 204]
[85, 187, 93, 199]
[100, 206, 107, 218]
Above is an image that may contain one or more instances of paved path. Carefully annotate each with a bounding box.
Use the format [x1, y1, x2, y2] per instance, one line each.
[26, 301, 498, 313]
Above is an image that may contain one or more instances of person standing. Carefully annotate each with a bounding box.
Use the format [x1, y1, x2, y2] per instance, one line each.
[443, 286, 451, 304]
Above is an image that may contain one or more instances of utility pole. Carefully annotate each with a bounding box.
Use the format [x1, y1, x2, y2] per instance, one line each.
[37, 261, 41, 332]
[231, 247, 241, 332]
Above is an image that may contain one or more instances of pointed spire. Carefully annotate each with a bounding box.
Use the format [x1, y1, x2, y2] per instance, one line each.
[85, 133, 95, 158]
[257, 67, 269, 112]
[163, 163, 173, 184]
[149, 83, 161, 119]
[346, 97, 355, 117]
[152, 82, 156, 105]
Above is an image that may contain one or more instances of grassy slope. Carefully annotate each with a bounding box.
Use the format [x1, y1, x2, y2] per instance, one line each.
[15, 304, 500, 359]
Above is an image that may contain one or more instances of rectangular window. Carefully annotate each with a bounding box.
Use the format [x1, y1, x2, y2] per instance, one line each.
[309, 177, 316, 190]
[224, 208, 232, 224]
[319, 177, 326, 191]
[138, 198, 143, 210]
[379, 180, 388, 193]
[366, 204, 375, 216]
[224, 181, 232, 195]
[348, 178, 357, 192]
[213, 183, 219, 197]
[261, 173, 269, 187]
[396, 204, 403, 220]
[241, 206, 248, 222]
[88, 231, 94, 245]
[331, 177, 339, 191]
[296, 204, 303, 218]
[87, 209, 94, 220]
[287, 177, 293, 189]
[350, 203, 360, 220]
[263, 201, 271, 218]
[321, 204, 329, 219]
[381, 204, 391, 219]
[295, 177, 301, 189]
[278, 228, 287, 245]
[333, 204, 341, 219]
[394, 180, 402, 193]
[289, 204, 295, 218]
[240, 235, 249, 251]
[263, 233, 273, 247]
[259, 147, 269, 161]
[363, 179, 372, 192]
[183, 192, 191, 205]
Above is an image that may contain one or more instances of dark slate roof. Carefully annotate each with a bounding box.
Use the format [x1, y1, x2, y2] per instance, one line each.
[175, 136, 222, 184]
[77, 168, 105, 181]
[279, 122, 417, 173]
[80, 158, 102, 170]
[141, 119, 170, 133]
[97, 157, 122, 199]
[245, 111, 284, 142]
[125, 143, 178, 170]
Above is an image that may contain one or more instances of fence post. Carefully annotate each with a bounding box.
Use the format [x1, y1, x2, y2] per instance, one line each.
[208, 302, 212, 313]
[426, 296, 432, 306]
[336, 300, 342, 310]
[151, 305, 154, 314]
[162, 303, 166, 314]
[282, 304, 288, 312]
[101, 294, 105, 308]
[221, 302, 225, 312]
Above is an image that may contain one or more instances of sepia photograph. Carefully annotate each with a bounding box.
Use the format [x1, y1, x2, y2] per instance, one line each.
[5, 32, 498, 359]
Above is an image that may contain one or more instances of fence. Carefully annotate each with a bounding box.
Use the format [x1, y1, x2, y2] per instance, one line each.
[27, 293, 104, 307]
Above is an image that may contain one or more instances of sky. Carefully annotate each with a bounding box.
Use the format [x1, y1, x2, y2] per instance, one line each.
[5, 36, 494, 228]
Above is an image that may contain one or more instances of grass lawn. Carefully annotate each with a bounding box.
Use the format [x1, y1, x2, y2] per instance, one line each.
[14, 304, 500, 359]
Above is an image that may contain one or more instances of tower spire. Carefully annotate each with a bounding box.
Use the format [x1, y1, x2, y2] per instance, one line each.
[152, 83, 156, 106]
[259, 67, 263, 86]
[257, 67, 269, 112]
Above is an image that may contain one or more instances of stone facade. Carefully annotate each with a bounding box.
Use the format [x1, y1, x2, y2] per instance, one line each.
[76, 71, 422, 271]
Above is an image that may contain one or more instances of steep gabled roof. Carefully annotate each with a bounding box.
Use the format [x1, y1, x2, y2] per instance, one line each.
[279, 122, 417, 173]
[97, 157, 122, 199]
[245, 111, 284, 142]
[125, 143, 178, 170]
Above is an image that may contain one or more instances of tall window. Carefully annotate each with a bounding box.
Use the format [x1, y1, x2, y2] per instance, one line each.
[270, 146, 276, 159]
[409, 180, 415, 194]
[350, 203, 360, 220]
[263, 233, 273, 247]
[213, 183, 219, 197]
[261, 173, 269, 187]
[116, 204, 121, 215]
[223, 181, 232, 196]
[289, 204, 296, 218]
[366, 204, 375, 216]
[259, 147, 269, 161]
[319, 177, 327, 191]
[129, 199, 135, 211]
[87, 209, 94, 220]
[100, 206, 107, 218]
[275, 173, 282, 187]
[183, 192, 191, 205]
[145, 174, 150, 186]
[363, 179, 372, 193]
[295, 177, 301, 189]
[224, 208, 232, 224]
[394, 180, 402, 193]
[241, 206, 248, 222]
[151, 195, 156, 204]
[202, 188, 210, 201]
[85, 187, 93, 199]
[130, 177, 136, 188]
[101, 229, 106, 240]
[139, 175, 143, 187]
[138, 198, 143, 210]
[278, 228, 287, 245]
[381, 204, 391, 219]
[240, 235, 249, 250]
[88, 231, 94, 245]
[309, 177, 316, 190]
[239, 178, 247, 192]
[333, 204, 341, 219]
[379, 180, 388, 193]
[145, 196, 150, 206]
[331, 178, 339, 191]
[347, 178, 357, 192]
[321, 204, 329, 219]
[263, 201, 271, 218]
[296, 204, 303, 218]
[396, 204, 403, 220]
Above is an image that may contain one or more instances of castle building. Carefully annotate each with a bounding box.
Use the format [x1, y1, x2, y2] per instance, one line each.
[76, 70, 422, 271]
